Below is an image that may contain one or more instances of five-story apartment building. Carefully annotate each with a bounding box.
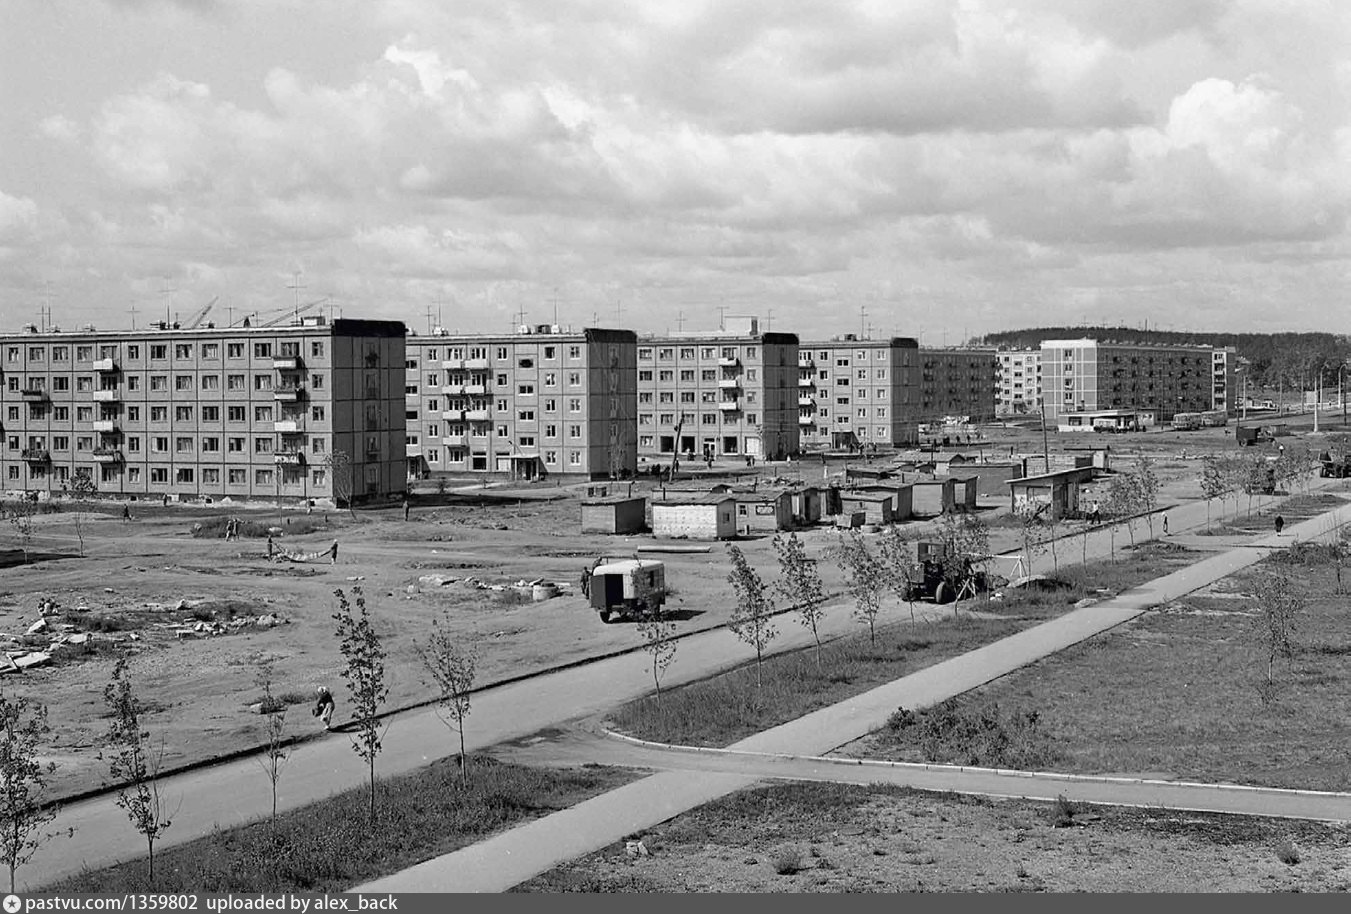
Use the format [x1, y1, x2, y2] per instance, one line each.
[797, 335, 921, 448]
[0, 317, 406, 504]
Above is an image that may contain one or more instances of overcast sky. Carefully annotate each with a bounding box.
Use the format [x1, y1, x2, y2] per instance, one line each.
[1, 0, 1348, 341]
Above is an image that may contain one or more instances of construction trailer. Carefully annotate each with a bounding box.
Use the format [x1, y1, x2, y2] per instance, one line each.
[589, 559, 666, 623]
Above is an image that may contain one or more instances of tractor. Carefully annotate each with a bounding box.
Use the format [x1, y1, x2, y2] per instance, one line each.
[903, 541, 992, 605]
[1320, 452, 1351, 478]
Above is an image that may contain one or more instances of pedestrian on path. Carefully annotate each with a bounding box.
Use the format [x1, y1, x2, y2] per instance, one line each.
[1275, 515, 1285, 535]
[121, 504, 131, 522]
[402, 497, 410, 522]
[1163, 514, 1170, 536]
[312, 686, 335, 730]
[329, 539, 339, 564]
[266, 535, 275, 560]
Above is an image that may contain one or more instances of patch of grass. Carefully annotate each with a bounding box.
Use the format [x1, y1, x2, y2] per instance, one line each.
[45, 757, 637, 893]
[190, 516, 334, 539]
[772, 847, 803, 875]
[1050, 795, 1077, 828]
[1276, 839, 1301, 865]
[62, 611, 136, 633]
[885, 699, 1063, 770]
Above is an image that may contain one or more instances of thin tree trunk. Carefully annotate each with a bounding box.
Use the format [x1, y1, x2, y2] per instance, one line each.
[458, 718, 467, 784]
[369, 757, 376, 826]
[147, 836, 155, 886]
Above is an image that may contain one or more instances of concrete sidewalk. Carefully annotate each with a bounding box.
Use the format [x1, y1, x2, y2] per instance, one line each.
[351, 497, 1351, 893]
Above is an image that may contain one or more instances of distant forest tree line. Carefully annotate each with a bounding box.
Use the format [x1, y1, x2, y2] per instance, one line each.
[977, 326, 1351, 391]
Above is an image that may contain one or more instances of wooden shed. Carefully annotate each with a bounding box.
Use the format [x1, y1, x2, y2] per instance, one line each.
[789, 486, 824, 525]
[949, 476, 978, 512]
[939, 461, 1023, 498]
[732, 489, 794, 535]
[839, 490, 894, 525]
[911, 478, 956, 516]
[1006, 467, 1094, 520]
[580, 495, 648, 535]
[854, 484, 913, 522]
[650, 495, 737, 540]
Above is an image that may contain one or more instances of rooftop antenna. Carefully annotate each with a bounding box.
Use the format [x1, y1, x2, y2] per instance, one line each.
[676, 310, 686, 332]
[765, 308, 774, 332]
[717, 304, 727, 331]
[127, 302, 139, 331]
[160, 277, 176, 326]
[41, 280, 54, 332]
[424, 302, 434, 335]
[614, 292, 622, 326]
[285, 270, 305, 324]
[859, 303, 867, 338]
[551, 286, 560, 327]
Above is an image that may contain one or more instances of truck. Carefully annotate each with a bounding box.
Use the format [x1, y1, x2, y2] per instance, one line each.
[588, 558, 667, 623]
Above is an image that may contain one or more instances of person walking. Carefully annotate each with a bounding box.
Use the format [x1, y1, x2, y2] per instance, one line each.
[1162, 514, 1170, 536]
[329, 539, 339, 564]
[1275, 515, 1285, 535]
[402, 497, 410, 522]
[121, 504, 131, 523]
[266, 535, 275, 560]
[312, 686, 335, 731]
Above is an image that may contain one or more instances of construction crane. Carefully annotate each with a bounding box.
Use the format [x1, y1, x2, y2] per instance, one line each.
[181, 296, 218, 330]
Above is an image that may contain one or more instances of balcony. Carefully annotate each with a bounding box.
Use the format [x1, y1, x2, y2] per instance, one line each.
[92, 389, 120, 402]
[464, 384, 488, 396]
[91, 447, 124, 464]
[443, 433, 466, 446]
[272, 356, 304, 371]
[798, 378, 815, 388]
[799, 359, 816, 370]
[405, 443, 422, 458]
[93, 358, 118, 372]
[798, 396, 815, 407]
[441, 384, 466, 396]
[441, 409, 465, 422]
[20, 448, 49, 463]
[717, 400, 740, 411]
[273, 386, 306, 402]
[717, 378, 741, 390]
[274, 420, 303, 434]
[441, 359, 465, 371]
[718, 357, 740, 369]
[405, 393, 419, 405]
[465, 409, 490, 421]
[19, 387, 47, 400]
[465, 358, 490, 371]
[93, 419, 118, 433]
[798, 415, 815, 426]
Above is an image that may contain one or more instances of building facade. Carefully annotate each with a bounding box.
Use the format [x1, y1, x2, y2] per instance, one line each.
[918, 348, 998, 423]
[797, 336, 921, 449]
[0, 317, 407, 504]
[636, 320, 798, 461]
[995, 349, 1042, 416]
[404, 325, 637, 481]
[1040, 339, 1223, 423]
[1210, 346, 1240, 415]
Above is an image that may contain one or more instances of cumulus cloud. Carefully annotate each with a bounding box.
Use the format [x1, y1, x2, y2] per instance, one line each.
[0, 190, 39, 242]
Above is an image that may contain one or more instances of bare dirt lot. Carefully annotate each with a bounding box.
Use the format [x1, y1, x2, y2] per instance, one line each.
[4, 417, 1338, 800]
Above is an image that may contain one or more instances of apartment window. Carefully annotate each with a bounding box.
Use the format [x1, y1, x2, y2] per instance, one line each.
[201, 374, 219, 390]
[519, 436, 535, 447]
[680, 392, 695, 404]
[227, 374, 245, 390]
[175, 436, 193, 453]
[255, 469, 273, 486]
[311, 437, 326, 454]
[639, 414, 653, 425]
[311, 374, 323, 390]
[51, 377, 69, 393]
[679, 347, 695, 359]
[253, 343, 272, 358]
[52, 346, 68, 362]
[254, 406, 273, 422]
[544, 372, 557, 386]
[638, 348, 652, 361]
[175, 406, 193, 421]
[544, 398, 557, 411]
[311, 406, 326, 421]
[496, 347, 508, 360]
[568, 451, 581, 466]
[254, 438, 273, 453]
[518, 357, 534, 369]
[702, 370, 716, 381]
[425, 373, 440, 387]
[518, 384, 535, 396]
[202, 343, 219, 359]
[52, 436, 69, 451]
[311, 341, 324, 358]
[226, 406, 245, 422]
[150, 468, 168, 484]
[27, 347, 44, 362]
[126, 436, 140, 453]
[495, 398, 508, 411]
[638, 370, 653, 381]
[568, 398, 581, 412]
[680, 370, 694, 382]
[151, 437, 168, 453]
[568, 346, 580, 359]
[495, 424, 509, 438]
[5, 408, 14, 422]
[150, 406, 167, 421]
[227, 343, 244, 358]
[746, 414, 758, 425]
[518, 410, 535, 421]
[202, 468, 220, 484]
[254, 374, 273, 391]
[53, 406, 69, 421]
[228, 437, 245, 453]
[175, 344, 193, 359]
[124, 344, 139, 360]
[658, 370, 674, 382]
[175, 375, 193, 391]
[228, 469, 246, 484]
[202, 437, 220, 452]
[126, 406, 140, 422]
[150, 345, 166, 360]
[569, 425, 581, 438]
[544, 423, 557, 437]
[701, 414, 717, 425]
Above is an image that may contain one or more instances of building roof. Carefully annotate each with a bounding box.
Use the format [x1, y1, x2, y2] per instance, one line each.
[581, 495, 647, 507]
[1007, 467, 1095, 485]
[651, 494, 736, 507]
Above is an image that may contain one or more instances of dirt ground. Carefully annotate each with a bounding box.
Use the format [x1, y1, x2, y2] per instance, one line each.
[516, 782, 1351, 892]
[3, 418, 1335, 800]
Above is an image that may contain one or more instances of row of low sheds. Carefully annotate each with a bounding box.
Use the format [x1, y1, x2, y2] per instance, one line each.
[581, 454, 1101, 539]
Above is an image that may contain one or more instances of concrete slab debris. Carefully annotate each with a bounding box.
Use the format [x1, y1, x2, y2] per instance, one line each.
[12, 652, 50, 670]
[25, 619, 47, 636]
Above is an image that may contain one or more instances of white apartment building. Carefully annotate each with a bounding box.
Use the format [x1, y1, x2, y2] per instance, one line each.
[797, 335, 921, 448]
[0, 317, 407, 504]
[636, 319, 799, 461]
[404, 325, 637, 480]
[996, 349, 1042, 416]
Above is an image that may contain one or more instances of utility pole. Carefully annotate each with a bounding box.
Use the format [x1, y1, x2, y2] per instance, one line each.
[1039, 401, 1050, 476]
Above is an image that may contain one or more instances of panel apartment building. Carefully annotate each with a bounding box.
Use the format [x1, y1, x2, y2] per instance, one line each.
[404, 325, 637, 481]
[1040, 339, 1234, 424]
[918, 348, 998, 424]
[797, 335, 921, 449]
[0, 317, 407, 504]
[636, 319, 798, 461]
[995, 349, 1042, 416]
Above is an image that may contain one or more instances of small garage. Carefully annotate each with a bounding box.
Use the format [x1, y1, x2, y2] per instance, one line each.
[950, 476, 979, 512]
[839, 490, 894, 525]
[911, 478, 956, 516]
[1007, 467, 1094, 520]
[732, 489, 794, 535]
[580, 494, 648, 535]
[650, 495, 737, 540]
